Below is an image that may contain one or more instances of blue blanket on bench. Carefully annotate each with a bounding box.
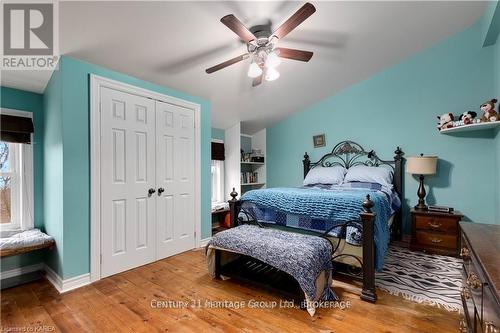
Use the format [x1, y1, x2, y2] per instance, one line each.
[209, 224, 337, 302]
[240, 187, 392, 271]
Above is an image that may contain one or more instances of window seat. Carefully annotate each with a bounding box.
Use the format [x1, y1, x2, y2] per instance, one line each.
[0, 229, 54, 257]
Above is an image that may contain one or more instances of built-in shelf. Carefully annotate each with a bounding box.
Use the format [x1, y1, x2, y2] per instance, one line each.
[440, 121, 500, 134]
[223, 124, 266, 208]
[241, 161, 265, 165]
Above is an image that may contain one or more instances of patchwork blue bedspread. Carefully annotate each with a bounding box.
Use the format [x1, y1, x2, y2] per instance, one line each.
[240, 187, 392, 271]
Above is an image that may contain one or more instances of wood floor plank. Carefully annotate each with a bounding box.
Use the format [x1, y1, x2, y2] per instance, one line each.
[1, 249, 460, 333]
[1, 293, 29, 330]
[107, 274, 208, 332]
[21, 305, 60, 333]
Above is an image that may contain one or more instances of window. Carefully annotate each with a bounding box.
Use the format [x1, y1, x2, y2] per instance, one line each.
[0, 141, 33, 231]
[211, 160, 224, 204]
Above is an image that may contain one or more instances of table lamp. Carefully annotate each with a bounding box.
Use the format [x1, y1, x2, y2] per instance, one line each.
[406, 154, 438, 210]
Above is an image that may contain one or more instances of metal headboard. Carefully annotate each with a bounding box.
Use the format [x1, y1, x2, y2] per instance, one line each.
[302, 140, 404, 240]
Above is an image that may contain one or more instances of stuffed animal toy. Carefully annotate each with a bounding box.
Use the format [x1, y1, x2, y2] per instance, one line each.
[479, 99, 498, 122]
[437, 113, 454, 130]
[459, 111, 477, 125]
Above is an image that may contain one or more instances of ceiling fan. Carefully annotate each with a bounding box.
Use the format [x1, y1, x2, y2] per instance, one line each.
[205, 2, 316, 87]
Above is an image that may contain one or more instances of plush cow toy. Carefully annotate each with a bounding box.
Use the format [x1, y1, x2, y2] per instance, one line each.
[437, 113, 454, 130]
[459, 111, 477, 125]
[480, 99, 498, 122]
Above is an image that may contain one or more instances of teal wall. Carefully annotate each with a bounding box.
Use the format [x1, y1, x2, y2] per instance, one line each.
[267, 21, 499, 233]
[0, 87, 45, 272]
[482, 1, 500, 46]
[43, 56, 211, 279]
[42, 68, 64, 276]
[241, 136, 252, 154]
[483, 0, 500, 223]
[211, 128, 225, 141]
[494, 26, 500, 223]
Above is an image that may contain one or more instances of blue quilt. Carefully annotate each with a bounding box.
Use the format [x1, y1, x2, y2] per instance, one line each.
[240, 187, 392, 271]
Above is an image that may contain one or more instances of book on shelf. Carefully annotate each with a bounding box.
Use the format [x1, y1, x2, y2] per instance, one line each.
[241, 171, 258, 184]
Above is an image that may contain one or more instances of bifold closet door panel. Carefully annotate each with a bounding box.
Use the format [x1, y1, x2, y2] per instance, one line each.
[100, 87, 156, 278]
[155, 100, 196, 259]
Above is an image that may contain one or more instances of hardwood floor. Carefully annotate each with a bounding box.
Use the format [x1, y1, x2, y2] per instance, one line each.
[1, 249, 459, 333]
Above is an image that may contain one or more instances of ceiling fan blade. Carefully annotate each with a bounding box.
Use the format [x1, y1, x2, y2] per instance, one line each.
[220, 14, 256, 43]
[276, 47, 313, 62]
[205, 54, 249, 74]
[272, 3, 316, 40]
[252, 74, 263, 87]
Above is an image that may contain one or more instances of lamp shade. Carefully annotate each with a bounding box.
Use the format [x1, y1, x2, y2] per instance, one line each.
[406, 155, 437, 175]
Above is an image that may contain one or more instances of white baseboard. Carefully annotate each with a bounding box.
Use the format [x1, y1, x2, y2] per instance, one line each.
[43, 264, 62, 292]
[0, 263, 44, 280]
[44, 264, 90, 293]
[199, 237, 212, 247]
[1, 262, 90, 293]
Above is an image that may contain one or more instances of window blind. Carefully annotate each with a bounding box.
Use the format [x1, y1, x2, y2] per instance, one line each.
[211, 142, 225, 160]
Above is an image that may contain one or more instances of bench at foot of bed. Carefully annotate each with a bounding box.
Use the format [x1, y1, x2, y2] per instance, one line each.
[206, 223, 338, 316]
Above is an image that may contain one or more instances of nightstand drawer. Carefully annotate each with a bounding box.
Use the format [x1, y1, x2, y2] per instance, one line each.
[410, 209, 462, 256]
[415, 215, 458, 233]
[415, 230, 457, 249]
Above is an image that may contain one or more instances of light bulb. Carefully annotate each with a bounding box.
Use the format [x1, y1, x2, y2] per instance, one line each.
[265, 67, 280, 81]
[265, 51, 281, 68]
[247, 62, 262, 78]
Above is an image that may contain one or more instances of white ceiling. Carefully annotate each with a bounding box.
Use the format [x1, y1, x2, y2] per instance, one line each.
[1, 1, 486, 133]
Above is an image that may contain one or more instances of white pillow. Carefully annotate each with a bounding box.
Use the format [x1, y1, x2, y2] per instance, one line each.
[344, 165, 393, 188]
[303, 166, 346, 186]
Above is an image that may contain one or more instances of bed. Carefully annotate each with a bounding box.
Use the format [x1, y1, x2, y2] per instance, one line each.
[228, 141, 404, 302]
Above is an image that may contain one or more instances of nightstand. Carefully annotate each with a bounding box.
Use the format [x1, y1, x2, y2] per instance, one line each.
[410, 209, 463, 256]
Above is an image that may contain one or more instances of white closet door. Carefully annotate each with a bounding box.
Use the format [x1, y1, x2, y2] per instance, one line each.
[100, 87, 156, 278]
[156, 100, 196, 259]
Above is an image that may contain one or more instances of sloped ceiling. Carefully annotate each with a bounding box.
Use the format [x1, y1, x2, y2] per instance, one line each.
[1, 1, 486, 133]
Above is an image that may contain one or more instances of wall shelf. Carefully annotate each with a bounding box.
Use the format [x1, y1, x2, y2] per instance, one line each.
[241, 182, 266, 186]
[440, 121, 500, 134]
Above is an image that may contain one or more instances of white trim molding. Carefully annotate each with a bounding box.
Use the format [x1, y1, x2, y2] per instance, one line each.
[0, 263, 44, 280]
[0, 108, 33, 118]
[90, 74, 202, 283]
[44, 265, 90, 293]
[1, 264, 90, 294]
[199, 237, 212, 248]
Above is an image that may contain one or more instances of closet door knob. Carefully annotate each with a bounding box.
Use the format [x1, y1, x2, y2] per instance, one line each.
[158, 188, 165, 195]
[148, 188, 156, 196]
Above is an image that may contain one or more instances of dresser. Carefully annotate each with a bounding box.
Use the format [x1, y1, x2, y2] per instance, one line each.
[460, 222, 500, 333]
[410, 209, 462, 256]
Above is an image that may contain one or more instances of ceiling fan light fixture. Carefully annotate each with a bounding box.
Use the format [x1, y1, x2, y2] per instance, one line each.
[247, 61, 263, 78]
[265, 51, 281, 69]
[206, 2, 316, 87]
[265, 67, 280, 81]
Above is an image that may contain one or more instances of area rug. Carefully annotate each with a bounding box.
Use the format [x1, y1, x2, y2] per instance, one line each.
[375, 246, 462, 312]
